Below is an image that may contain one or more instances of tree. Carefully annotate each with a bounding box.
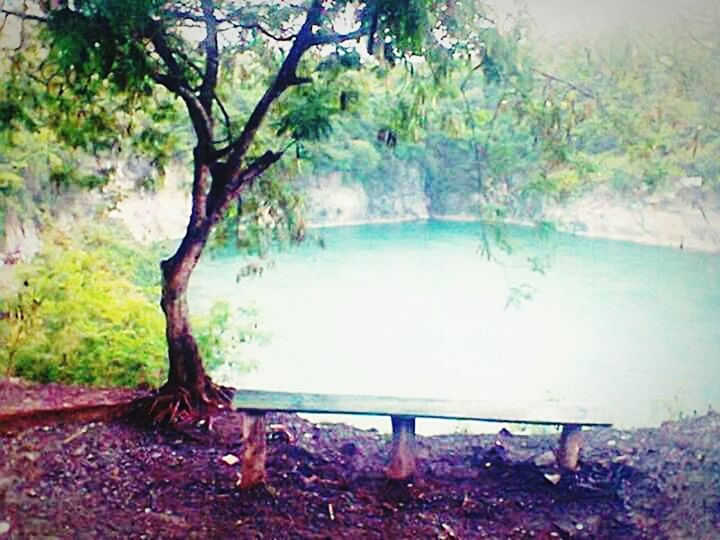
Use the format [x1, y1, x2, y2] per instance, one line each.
[5, 0, 458, 421]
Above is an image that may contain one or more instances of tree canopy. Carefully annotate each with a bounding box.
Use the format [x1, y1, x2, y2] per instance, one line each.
[3, 0, 503, 421]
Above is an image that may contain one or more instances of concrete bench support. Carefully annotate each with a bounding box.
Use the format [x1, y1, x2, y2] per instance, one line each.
[557, 423, 583, 471]
[240, 411, 267, 488]
[232, 390, 610, 488]
[387, 415, 416, 481]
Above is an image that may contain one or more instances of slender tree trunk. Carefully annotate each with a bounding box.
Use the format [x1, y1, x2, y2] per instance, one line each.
[157, 155, 222, 406]
[149, 147, 278, 419]
[160, 233, 211, 402]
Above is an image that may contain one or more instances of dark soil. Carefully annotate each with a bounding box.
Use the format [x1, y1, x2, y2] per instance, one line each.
[1, 380, 719, 539]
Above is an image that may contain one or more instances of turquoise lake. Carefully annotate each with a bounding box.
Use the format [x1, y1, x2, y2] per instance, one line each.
[189, 220, 720, 434]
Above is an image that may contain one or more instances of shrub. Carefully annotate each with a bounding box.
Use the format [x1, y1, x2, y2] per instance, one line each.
[1, 221, 258, 387]
[0, 224, 167, 386]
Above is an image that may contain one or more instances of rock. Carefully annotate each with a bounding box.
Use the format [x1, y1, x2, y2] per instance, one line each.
[679, 176, 703, 188]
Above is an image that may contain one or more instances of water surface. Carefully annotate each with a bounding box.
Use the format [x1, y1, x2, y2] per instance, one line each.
[190, 220, 720, 433]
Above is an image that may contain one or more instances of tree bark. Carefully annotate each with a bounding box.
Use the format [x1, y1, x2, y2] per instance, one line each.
[160, 229, 214, 402]
[158, 156, 220, 407]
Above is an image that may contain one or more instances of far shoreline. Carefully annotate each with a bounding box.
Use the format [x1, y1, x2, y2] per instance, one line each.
[306, 214, 720, 255]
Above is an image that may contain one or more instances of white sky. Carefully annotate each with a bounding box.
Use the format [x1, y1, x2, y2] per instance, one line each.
[488, 0, 717, 38]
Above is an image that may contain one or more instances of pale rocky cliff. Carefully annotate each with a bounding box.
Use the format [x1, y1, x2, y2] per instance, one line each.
[3, 161, 719, 264]
[533, 178, 720, 253]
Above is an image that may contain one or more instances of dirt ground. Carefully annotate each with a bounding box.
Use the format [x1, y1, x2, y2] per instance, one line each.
[1, 379, 719, 539]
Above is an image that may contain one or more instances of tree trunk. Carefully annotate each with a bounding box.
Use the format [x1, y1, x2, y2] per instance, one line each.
[160, 229, 215, 403]
[155, 155, 229, 413]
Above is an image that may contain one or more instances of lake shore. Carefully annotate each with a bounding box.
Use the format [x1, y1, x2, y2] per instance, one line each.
[301, 175, 720, 254]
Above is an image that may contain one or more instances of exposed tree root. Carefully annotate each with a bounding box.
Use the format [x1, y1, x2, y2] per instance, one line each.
[129, 379, 235, 426]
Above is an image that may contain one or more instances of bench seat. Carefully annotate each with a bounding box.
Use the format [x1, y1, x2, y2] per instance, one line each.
[231, 389, 611, 488]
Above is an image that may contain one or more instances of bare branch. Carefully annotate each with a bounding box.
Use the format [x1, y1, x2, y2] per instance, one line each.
[233, 22, 298, 42]
[311, 27, 366, 46]
[532, 69, 596, 99]
[199, 0, 219, 114]
[0, 9, 47, 22]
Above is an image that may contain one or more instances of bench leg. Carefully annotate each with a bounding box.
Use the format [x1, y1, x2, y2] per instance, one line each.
[387, 416, 416, 481]
[240, 411, 267, 488]
[557, 423, 583, 471]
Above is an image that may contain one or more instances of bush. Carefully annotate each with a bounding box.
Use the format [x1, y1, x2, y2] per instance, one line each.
[0, 221, 258, 387]
[0, 224, 167, 386]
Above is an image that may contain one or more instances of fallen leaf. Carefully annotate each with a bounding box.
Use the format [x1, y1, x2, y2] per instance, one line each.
[440, 523, 457, 538]
[544, 473, 562, 485]
[221, 454, 240, 466]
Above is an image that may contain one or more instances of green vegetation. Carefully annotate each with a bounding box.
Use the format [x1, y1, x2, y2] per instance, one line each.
[293, 19, 719, 219]
[0, 222, 254, 386]
[0, 224, 166, 385]
[0, 32, 183, 239]
[0, 1, 718, 398]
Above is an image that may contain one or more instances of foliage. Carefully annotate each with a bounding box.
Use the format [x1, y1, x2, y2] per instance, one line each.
[0, 29, 183, 239]
[284, 5, 720, 221]
[193, 301, 261, 374]
[0, 224, 166, 386]
[0, 221, 252, 387]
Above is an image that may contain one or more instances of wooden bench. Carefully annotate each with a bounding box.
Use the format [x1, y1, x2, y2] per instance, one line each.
[231, 390, 611, 488]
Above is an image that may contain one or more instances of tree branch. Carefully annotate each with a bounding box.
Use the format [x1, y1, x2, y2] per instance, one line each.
[149, 29, 213, 146]
[221, 0, 324, 174]
[152, 72, 212, 146]
[214, 94, 233, 143]
[233, 22, 298, 42]
[199, 0, 219, 114]
[311, 27, 366, 46]
[532, 68, 596, 99]
[0, 9, 47, 22]
[207, 150, 284, 223]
